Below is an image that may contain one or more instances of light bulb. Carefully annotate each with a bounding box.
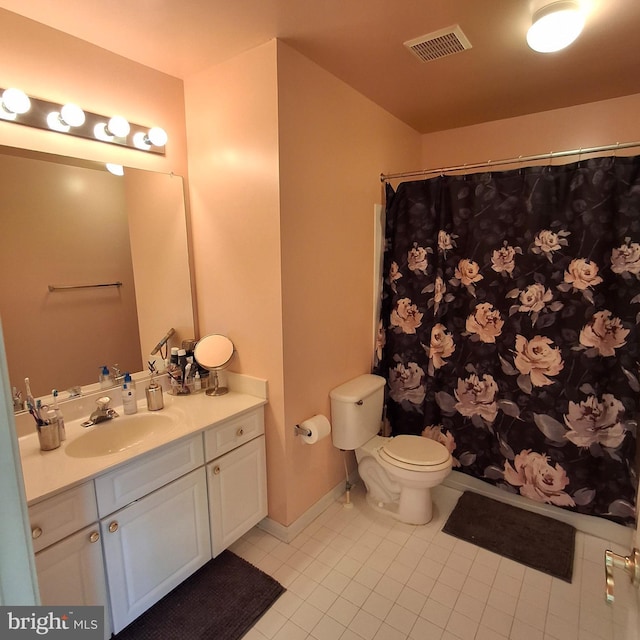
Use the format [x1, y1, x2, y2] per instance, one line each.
[2, 88, 31, 115]
[107, 115, 130, 138]
[147, 127, 168, 147]
[47, 112, 70, 132]
[133, 131, 151, 150]
[60, 103, 85, 127]
[526, 1, 584, 53]
[94, 123, 111, 141]
[106, 163, 124, 176]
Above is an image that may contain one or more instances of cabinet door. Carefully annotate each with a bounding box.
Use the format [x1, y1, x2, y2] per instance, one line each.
[208, 435, 267, 557]
[35, 525, 111, 640]
[101, 467, 210, 634]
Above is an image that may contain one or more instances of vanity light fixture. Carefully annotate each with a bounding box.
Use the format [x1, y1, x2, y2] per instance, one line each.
[526, 1, 585, 53]
[0, 87, 167, 155]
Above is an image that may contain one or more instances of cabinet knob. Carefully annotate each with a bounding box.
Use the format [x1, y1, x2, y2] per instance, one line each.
[108, 521, 119, 533]
[236, 428, 244, 437]
[213, 465, 221, 475]
[31, 527, 43, 540]
[89, 531, 100, 543]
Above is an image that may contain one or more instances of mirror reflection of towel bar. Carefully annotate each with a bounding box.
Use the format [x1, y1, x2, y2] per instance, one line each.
[48, 281, 123, 292]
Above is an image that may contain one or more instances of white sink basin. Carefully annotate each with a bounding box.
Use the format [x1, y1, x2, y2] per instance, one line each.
[65, 412, 179, 458]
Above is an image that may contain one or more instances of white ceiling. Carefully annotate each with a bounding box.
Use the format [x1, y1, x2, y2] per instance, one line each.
[1, 0, 639, 134]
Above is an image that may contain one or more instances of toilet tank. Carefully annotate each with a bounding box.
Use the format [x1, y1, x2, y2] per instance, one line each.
[330, 374, 386, 450]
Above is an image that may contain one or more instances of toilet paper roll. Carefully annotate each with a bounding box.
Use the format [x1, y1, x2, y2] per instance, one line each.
[299, 414, 331, 444]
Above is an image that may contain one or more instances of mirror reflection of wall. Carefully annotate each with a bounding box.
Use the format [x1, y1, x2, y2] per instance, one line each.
[0, 147, 195, 399]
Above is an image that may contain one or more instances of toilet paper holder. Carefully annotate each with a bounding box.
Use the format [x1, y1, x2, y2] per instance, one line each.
[294, 424, 313, 437]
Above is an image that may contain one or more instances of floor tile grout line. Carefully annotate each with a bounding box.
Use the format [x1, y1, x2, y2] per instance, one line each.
[234, 483, 635, 640]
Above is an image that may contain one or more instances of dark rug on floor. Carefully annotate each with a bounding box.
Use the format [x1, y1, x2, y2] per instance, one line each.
[442, 491, 576, 582]
[114, 550, 285, 640]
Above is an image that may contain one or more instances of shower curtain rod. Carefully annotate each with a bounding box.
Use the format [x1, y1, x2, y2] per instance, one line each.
[380, 140, 640, 183]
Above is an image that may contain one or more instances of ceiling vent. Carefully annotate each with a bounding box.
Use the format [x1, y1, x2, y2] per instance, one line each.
[404, 25, 472, 63]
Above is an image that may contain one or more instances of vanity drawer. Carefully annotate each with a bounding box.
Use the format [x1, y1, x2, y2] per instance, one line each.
[204, 407, 264, 461]
[95, 434, 203, 518]
[29, 483, 97, 553]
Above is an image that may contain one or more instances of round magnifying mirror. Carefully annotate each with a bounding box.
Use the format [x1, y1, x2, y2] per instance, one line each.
[194, 334, 235, 396]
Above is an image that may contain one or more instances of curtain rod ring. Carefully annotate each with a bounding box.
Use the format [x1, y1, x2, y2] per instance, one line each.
[611, 142, 620, 167]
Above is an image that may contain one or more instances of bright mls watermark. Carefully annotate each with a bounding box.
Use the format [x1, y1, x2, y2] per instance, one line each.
[0, 607, 103, 638]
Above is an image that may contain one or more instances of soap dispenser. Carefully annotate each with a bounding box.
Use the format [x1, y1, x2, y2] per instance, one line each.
[122, 374, 138, 415]
[145, 365, 164, 411]
[99, 365, 112, 388]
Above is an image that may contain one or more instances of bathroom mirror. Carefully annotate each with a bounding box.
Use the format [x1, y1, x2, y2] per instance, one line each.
[194, 335, 235, 396]
[0, 145, 195, 399]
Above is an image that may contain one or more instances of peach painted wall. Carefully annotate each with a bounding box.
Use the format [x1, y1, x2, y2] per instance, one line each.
[276, 42, 422, 523]
[183, 41, 288, 521]
[420, 93, 640, 171]
[184, 38, 421, 526]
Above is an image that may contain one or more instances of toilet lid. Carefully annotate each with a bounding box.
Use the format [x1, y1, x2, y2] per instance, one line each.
[380, 435, 450, 467]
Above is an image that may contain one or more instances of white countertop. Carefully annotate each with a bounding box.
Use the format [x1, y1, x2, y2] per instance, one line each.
[19, 385, 267, 506]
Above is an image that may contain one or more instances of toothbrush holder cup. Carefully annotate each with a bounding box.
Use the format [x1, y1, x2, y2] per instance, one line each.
[38, 419, 61, 451]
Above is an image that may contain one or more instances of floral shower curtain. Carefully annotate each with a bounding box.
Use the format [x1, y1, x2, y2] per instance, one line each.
[375, 156, 640, 525]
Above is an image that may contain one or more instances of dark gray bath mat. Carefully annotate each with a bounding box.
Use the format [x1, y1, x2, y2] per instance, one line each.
[443, 491, 575, 582]
[114, 550, 285, 640]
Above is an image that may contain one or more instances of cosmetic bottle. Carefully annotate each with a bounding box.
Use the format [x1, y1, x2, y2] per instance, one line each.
[99, 365, 112, 388]
[194, 370, 202, 391]
[122, 380, 138, 415]
[167, 347, 181, 393]
[52, 389, 66, 441]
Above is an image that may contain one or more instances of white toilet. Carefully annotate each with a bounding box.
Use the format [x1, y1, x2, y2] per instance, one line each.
[330, 373, 452, 525]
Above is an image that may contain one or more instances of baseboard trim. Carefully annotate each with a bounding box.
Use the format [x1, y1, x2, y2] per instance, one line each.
[259, 468, 634, 549]
[258, 472, 358, 543]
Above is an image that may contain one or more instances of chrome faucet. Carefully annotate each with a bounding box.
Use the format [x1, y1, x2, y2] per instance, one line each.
[82, 396, 119, 427]
[110, 364, 125, 385]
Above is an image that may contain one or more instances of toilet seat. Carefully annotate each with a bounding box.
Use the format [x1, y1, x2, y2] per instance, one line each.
[379, 435, 450, 471]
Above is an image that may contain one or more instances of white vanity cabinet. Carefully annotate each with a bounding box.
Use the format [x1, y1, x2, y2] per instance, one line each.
[29, 483, 111, 640]
[96, 435, 210, 634]
[204, 408, 268, 557]
[22, 395, 269, 638]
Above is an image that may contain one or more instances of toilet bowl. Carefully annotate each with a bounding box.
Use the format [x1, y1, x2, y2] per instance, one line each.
[330, 373, 452, 525]
[356, 434, 452, 524]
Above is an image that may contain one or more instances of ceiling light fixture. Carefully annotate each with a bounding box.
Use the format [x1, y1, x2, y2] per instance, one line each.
[0, 87, 167, 154]
[526, 1, 585, 53]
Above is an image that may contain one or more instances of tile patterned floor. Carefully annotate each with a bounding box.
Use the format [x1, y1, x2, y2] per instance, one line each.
[231, 483, 639, 640]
